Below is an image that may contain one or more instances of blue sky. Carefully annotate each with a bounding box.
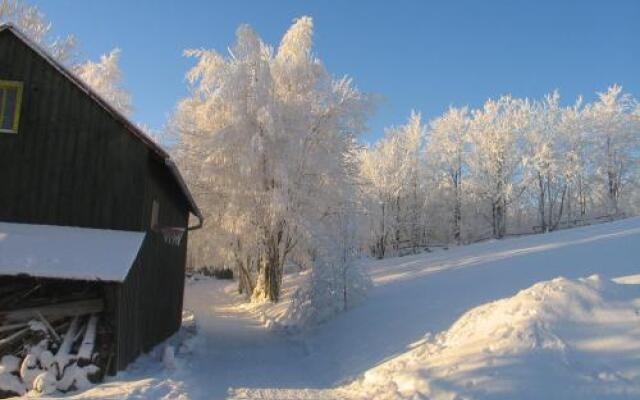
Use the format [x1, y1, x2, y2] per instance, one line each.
[33, 0, 639, 142]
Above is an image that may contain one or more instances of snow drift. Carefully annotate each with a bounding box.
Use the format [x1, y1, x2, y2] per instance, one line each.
[343, 275, 640, 399]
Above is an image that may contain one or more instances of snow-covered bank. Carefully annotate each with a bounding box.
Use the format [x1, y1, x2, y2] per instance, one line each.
[340, 274, 640, 399]
[56, 217, 640, 399]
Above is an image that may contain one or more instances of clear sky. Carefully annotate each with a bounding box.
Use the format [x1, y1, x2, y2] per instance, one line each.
[32, 0, 639, 142]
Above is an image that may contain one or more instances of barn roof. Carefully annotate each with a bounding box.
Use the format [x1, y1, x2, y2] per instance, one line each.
[0, 222, 146, 282]
[0, 23, 203, 227]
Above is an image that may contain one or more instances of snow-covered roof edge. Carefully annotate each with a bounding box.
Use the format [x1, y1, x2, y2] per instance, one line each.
[0, 222, 147, 282]
[0, 23, 203, 226]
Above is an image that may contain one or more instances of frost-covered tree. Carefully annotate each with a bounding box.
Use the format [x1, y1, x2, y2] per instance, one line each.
[557, 98, 591, 222]
[584, 85, 639, 215]
[0, 0, 76, 63]
[360, 112, 426, 257]
[427, 107, 470, 243]
[468, 96, 528, 238]
[360, 135, 401, 258]
[75, 49, 132, 115]
[173, 17, 371, 302]
[401, 112, 427, 251]
[522, 91, 570, 231]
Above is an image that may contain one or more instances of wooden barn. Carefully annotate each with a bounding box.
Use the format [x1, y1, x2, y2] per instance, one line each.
[0, 23, 203, 378]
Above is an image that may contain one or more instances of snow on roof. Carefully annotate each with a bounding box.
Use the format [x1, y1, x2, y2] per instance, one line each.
[0, 222, 146, 282]
[0, 23, 203, 225]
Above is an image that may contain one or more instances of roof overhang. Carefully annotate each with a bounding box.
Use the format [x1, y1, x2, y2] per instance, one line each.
[0, 222, 146, 282]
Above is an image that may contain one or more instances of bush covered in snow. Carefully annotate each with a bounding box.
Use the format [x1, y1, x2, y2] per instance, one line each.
[282, 205, 373, 328]
[288, 260, 372, 328]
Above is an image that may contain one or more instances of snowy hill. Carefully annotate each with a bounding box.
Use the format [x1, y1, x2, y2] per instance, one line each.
[68, 218, 640, 399]
[339, 275, 640, 399]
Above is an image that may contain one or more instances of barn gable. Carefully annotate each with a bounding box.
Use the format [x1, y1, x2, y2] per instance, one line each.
[0, 23, 202, 230]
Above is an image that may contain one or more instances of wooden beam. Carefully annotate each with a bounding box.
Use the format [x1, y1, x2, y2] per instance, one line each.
[0, 299, 103, 323]
[78, 315, 98, 361]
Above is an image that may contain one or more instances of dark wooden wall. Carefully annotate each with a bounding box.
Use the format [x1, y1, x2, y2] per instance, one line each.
[114, 158, 189, 370]
[0, 29, 191, 372]
[0, 30, 150, 231]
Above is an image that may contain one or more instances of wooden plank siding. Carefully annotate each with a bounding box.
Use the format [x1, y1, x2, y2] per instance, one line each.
[0, 30, 148, 230]
[114, 157, 189, 371]
[0, 28, 193, 372]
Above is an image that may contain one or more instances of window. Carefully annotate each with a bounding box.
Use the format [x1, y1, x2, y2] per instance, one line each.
[0, 80, 23, 134]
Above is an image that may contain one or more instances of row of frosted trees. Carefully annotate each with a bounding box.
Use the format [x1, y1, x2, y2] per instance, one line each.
[360, 87, 640, 258]
[176, 16, 640, 304]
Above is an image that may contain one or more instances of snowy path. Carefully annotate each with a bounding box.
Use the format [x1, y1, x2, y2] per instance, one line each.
[179, 281, 316, 398]
[72, 217, 640, 399]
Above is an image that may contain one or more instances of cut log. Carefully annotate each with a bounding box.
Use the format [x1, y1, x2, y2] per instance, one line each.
[0, 322, 28, 334]
[0, 327, 30, 351]
[54, 316, 80, 374]
[19, 354, 41, 390]
[0, 299, 103, 324]
[78, 315, 98, 361]
[33, 370, 57, 395]
[35, 311, 61, 343]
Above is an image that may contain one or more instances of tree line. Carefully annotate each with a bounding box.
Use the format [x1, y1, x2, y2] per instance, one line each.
[361, 88, 639, 259]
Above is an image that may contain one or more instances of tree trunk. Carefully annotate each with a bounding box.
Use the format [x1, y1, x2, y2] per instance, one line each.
[394, 195, 401, 253]
[342, 266, 348, 311]
[453, 170, 462, 245]
[537, 173, 546, 232]
[260, 220, 288, 302]
[550, 186, 567, 231]
[262, 247, 281, 303]
[375, 202, 386, 259]
[235, 256, 254, 298]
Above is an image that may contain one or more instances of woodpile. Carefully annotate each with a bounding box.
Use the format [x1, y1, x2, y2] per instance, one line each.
[0, 279, 113, 397]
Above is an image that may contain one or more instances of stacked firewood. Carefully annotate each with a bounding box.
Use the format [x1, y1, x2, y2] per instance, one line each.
[0, 281, 112, 397]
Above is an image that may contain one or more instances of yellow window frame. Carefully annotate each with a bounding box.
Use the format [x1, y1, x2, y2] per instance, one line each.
[0, 80, 24, 134]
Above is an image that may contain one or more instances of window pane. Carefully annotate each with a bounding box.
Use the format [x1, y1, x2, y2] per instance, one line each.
[2, 87, 17, 131]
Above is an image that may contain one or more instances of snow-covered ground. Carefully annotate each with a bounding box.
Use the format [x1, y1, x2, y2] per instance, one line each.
[60, 217, 640, 399]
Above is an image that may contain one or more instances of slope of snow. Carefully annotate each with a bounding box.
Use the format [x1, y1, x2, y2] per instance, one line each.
[0, 222, 145, 281]
[59, 217, 640, 399]
[340, 275, 640, 399]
